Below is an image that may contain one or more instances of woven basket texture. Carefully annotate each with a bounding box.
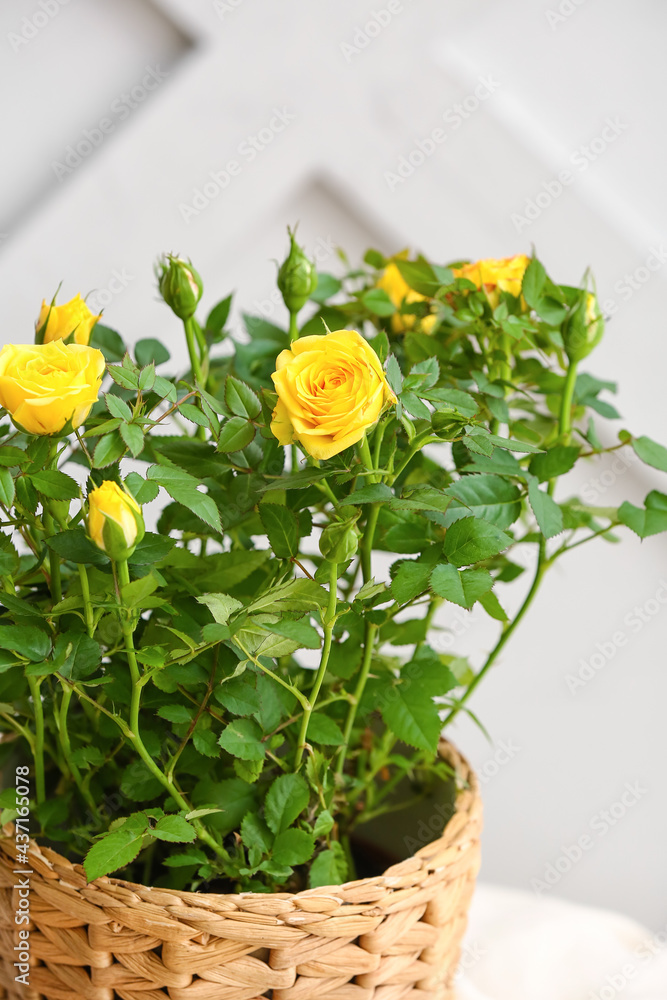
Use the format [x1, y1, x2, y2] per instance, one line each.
[0, 741, 481, 1000]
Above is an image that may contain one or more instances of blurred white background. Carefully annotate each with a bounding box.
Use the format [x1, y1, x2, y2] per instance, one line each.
[1, 0, 665, 929]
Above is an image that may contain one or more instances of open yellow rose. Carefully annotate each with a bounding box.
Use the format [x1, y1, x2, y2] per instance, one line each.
[271, 329, 396, 460]
[0, 341, 105, 436]
[452, 254, 530, 308]
[36, 293, 101, 346]
[377, 260, 437, 334]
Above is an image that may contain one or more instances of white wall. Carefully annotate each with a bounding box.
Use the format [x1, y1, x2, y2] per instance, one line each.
[1, 0, 665, 928]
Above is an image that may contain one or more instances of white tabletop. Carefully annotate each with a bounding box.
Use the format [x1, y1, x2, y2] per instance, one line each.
[456, 885, 667, 1000]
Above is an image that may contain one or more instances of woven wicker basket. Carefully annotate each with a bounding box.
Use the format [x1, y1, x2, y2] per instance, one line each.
[0, 741, 481, 1000]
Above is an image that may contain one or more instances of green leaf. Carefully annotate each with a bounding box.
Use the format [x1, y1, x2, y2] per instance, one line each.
[120, 422, 144, 457]
[479, 589, 508, 622]
[445, 475, 521, 529]
[135, 338, 170, 367]
[430, 565, 493, 609]
[93, 431, 126, 468]
[218, 719, 266, 760]
[29, 470, 80, 501]
[157, 704, 194, 725]
[153, 815, 197, 843]
[345, 483, 393, 505]
[107, 365, 139, 390]
[0, 469, 14, 508]
[306, 713, 345, 745]
[0, 446, 30, 467]
[163, 849, 208, 868]
[90, 324, 125, 363]
[192, 729, 221, 758]
[47, 528, 107, 566]
[394, 258, 441, 296]
[128, 532, 174, 566]
[225, 377, 261, 419]
[444, 517, 511, 567]
[309, 843, 348, 888]
[391, 558, 434, 603]
[206, 294, 232, 336]
[138, 364, 156, 393]
[125, 472, 160, 505]
[386, 354, 403, 396]
[241, 812, 273, 854]
[268, 619, 321, 649]
[521, 257, 547, 309]
[147, 466, 222, 534]
[527, 478, 564, 538]
[218, 417, 256, 453]
[265, 773, 309, 834]
[310, 273, 342, 303]
[619, 491, 667, 538]
[381, 654, 457, 753]
[197, 593, 243, 625]
[485, 434, 542, 454]
[192, 777, 257, 835]
[105, 393, 133, 422]
[120, 761, 163, 801]
[214, 676, 260, 716]
[0, 625, 51, 662]
[528, 445, 580, 483]
[362, 288, 396, 316]
[633, 436, 667, 473]
[312, 810, 335, 838]
[272, 829, 315, 867]
[0, 533, 19, 576]
[84, 828, 146, 882]
[56, 632, 102, 679]
[259, 504, 299, 558]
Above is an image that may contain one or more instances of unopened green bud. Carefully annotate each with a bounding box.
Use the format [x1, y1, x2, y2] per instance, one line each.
[157, 254, 203, 320]
[319, 518, 360, 564]
[562, 290, 604, 363]
[277, 228, 317, 313]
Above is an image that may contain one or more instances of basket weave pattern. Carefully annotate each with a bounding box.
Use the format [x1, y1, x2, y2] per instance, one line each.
[0, 742, 481, 1000]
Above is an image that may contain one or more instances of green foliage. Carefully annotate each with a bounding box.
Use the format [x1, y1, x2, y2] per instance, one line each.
[0, 241, 662, 895]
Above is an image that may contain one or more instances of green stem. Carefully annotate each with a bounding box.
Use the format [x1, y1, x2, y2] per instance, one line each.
[78, 565, 95, 638]
[358, 434, 378, 484]
[336, 621, 378, 778]
[360, 504, 380, 584]
[295, 561, 338, 767]
[183, 317, 206, 441]
[43, 509, 62, 603]
[27, 676, 45, 804]
[58, 683, 99, 818]
[288, 311, 299, 342]
[115, 559, 230, 863]
[559, 360, 578, 444]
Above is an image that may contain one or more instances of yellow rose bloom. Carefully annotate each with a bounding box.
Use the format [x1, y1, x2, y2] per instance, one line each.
[36, 293, 101, 346]
[452, 254, 530, 308]
[271, 329, 396, 460]
[376, 261, 437, 334]
[88, 481, 144, 560]
[0, 341, 105, 436]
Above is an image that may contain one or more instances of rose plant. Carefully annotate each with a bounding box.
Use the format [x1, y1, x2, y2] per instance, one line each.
[1, 236, 666, 893]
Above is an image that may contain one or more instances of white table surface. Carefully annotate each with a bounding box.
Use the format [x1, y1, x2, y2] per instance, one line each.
[456, 885, 667, 1000]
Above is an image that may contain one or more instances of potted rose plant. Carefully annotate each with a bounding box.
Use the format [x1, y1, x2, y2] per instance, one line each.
[1, 237, 666, 1000]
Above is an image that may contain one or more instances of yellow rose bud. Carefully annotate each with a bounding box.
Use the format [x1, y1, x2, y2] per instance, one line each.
[452, 254, 530, 308]
[88, 481, 145, 561]
[376, 260, 437, 334]
[270, 329, 396, 460]
[36, 293, 101, 346]
[0, 341, 105, 436]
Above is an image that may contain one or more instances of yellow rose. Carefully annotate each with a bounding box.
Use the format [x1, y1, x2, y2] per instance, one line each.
[376, 261, 437, 334]
[452, 254, 530, 308]
[0, 341, 105, 436]
[36, 293, 101, 346]
[271, 329, 396, 460]
[88, 481, 144, 561]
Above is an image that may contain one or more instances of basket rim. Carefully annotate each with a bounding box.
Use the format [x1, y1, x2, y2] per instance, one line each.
[0, 738, 481, 909]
